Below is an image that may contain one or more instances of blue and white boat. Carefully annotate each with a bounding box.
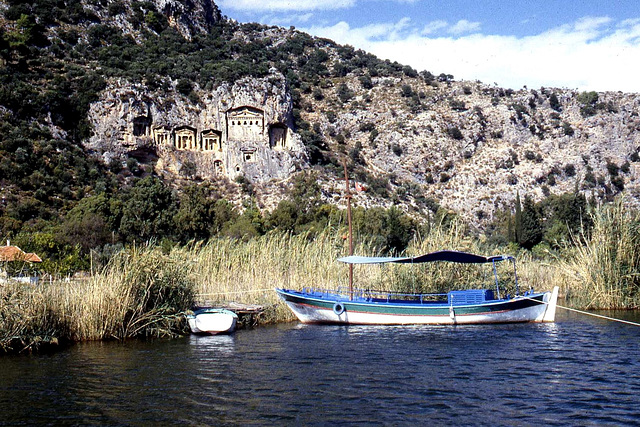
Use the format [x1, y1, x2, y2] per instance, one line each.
[276, 250, 559, 325]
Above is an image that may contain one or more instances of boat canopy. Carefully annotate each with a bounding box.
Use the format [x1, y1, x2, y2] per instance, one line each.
[338, 250, 513, 265]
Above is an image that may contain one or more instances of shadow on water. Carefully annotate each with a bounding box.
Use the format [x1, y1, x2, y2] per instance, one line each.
[1, 309, 640, 425]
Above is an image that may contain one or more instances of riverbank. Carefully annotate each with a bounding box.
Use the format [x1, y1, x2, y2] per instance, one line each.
[2, 200, 639, 353]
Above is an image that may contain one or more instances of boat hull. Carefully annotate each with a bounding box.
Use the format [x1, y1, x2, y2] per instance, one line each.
[187, 309, 238, 334]
[275, 287, 559, 325]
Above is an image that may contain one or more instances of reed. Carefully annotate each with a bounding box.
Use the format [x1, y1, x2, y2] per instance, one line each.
[0, 246, 195, 352]
[557, 198, 640, 309]
[183, 228, 380, 322]
[3, 203, 640, 353]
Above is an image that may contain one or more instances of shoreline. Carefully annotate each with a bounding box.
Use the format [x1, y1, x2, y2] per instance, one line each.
[4, 201, 640, 354]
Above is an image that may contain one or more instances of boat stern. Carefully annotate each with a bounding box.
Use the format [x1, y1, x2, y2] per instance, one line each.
[541, 286, 559, 322]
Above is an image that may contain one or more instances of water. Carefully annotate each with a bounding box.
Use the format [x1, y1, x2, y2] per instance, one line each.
[1, 310, 640, 426]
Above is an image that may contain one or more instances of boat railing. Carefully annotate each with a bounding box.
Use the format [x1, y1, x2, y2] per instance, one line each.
[301, 287, 448, 303]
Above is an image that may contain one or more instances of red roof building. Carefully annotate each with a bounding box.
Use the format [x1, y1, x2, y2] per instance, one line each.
[0, 244, 42, 263]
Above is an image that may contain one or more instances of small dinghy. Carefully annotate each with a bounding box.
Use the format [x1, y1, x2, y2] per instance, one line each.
[187, 308, 238, 335]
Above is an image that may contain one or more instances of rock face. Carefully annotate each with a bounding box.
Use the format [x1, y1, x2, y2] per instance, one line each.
[80, 0, 640, 226]
[296, 76, 640, 226]
[81, 0, 222, 41]
[86, 71, 306, 183]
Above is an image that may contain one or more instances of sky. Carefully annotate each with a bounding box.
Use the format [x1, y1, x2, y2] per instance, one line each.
[216, 0, 640, 93]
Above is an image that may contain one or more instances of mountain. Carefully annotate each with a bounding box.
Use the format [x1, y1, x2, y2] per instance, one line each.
[1, 0, 639, 241]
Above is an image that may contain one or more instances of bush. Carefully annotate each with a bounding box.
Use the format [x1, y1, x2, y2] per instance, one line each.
[606, 160, 620, 177]
[563, 163, 576, 177]
[549, 93, 561, 111]
[336, 83, 354, 103]
[400, 84, 413, 97]
[359, 74, 373, 89]
[578, 91, 599, 117]
[449, 99, 466, 111]
[562, 121, 574, 136]
[447, 127, 463, 140]
[611, 176, 625, 192]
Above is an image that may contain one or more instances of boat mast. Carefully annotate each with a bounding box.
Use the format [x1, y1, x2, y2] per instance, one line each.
[343, 161, 354, 300]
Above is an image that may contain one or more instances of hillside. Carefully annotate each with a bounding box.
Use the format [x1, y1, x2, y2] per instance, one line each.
[0, 0, 639, 269]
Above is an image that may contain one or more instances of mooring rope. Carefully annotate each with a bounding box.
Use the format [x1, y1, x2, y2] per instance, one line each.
[524, 296, 640, 327]
[195, 288, 274, 297]
[555, 304, 640, 327]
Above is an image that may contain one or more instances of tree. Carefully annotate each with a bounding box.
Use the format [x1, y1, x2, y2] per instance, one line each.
[514, 192, 522, 244]
[58, 193, 112, 253]
[541, 192, 592, 246]
[268, 200, 298, 232]
[174, 183, 218, 242]
[519, 195, 542, 249]
[119, 177, 178, 243]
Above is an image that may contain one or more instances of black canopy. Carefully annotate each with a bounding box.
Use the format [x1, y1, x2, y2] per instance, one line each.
[338, 250, 513, 265]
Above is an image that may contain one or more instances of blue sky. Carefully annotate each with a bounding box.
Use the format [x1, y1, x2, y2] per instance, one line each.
[217, 0, 640, 92]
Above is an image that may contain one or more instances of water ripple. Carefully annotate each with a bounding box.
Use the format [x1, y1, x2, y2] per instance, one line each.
[1, 310, 640, 425]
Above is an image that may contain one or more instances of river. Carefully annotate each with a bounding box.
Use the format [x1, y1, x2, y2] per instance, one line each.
[1, 310, 639, 426]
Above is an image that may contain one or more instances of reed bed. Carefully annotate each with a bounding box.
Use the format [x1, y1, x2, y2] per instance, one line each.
[3, 202, 640, 353]
[558, 198, 640, 309]
[182, 229, 382, 322]
[1, 246, 195, 353]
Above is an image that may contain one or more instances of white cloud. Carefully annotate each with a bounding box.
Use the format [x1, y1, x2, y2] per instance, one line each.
[301, 16, 640, 92]
[266, 13, 314, 25]
[217, 0, 356, 12]
[421, 20, 448, 35]
[448, 19, 481, 35]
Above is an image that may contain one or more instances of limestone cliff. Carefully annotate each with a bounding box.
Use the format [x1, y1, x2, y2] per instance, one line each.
[86, 71, 306, 183]
[81, 0, 222, 41]
[71, 0, 640, 226]
[299, 77, 640, 227]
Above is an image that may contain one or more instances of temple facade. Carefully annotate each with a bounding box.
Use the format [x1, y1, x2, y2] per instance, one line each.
[128, 105, 297, 179]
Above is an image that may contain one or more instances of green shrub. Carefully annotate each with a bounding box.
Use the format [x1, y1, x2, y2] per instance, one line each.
[336, 83, 354, 103]
[447, 127, 463, 140]
[549, 93, 561, 111]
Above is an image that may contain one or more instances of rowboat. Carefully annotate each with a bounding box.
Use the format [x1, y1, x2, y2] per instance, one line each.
[187, 308, 238, 334]
[275, 250, 559, 325]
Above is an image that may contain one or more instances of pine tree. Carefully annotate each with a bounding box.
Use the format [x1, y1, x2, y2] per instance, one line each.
[514, 192, 522, 244]
[520, 195, 543, 249]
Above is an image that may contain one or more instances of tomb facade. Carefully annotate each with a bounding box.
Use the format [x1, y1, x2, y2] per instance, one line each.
[269, 123, 287, 150]
[152, 125, 171, 146]
[133, 116, 151, 137]
[227, 106, 265, 142]
[174, 125, 197, 150]
[201, 129, 223, 152]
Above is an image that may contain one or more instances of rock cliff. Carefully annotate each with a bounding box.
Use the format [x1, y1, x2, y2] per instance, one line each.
[86, 71, 306, 184]
[74, 0, 640, 226]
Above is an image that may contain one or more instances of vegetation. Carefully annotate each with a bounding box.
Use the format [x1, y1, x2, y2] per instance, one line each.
[1, 245, 195, 352]
[4, 197, 640, 352]
[1, 1, 639, 354]
[559, 198, 640, 309]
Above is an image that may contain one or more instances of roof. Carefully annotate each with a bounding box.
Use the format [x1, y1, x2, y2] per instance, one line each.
[0, 245, 43, 263]
[337, 250, 513, 265]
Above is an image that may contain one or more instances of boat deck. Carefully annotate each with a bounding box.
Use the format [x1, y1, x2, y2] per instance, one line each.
[295, 287, 507, 307]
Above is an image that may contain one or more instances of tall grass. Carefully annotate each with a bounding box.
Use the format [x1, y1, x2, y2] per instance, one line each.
[3, 202, 640, 353]
[558, 198, 640, 309]
[1, 246, 195, 352]
[183, 229, 379, 322]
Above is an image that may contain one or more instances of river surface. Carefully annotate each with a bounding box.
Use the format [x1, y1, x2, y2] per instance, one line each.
[1, 310, 640, 426]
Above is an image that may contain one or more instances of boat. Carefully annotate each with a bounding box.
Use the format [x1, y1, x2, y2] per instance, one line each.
[275, 250, 559, 325]
[276, 162, 558, 325]
[186, 308, 238, 335]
